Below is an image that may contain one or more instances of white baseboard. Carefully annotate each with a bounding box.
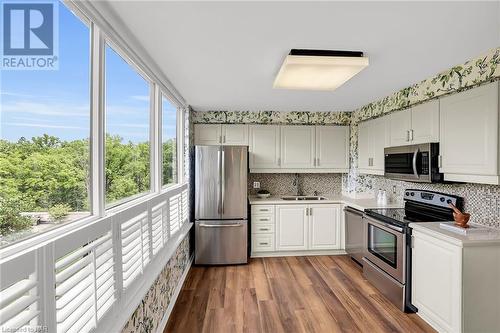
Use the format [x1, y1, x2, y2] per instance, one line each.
[155, 254, 194, 333]
[251, 249, 346, 258]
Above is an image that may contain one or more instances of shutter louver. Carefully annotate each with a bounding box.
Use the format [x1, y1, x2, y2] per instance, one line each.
[181, 189, 189, 226]
[151, 202, 166, 255]
[121, 212, 149, 288]
[0, 276, 39, 330]
[54, 231, 114, 333]
[169, 194, 181, 235]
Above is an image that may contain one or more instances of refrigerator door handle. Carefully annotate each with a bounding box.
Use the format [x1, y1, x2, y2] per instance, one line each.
[217, 148, 222, 215]
[221, 148, 225, 214]
[199, 223, 243, 228]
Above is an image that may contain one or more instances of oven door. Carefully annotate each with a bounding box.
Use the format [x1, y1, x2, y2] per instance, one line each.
[364, 216, 405, 283]
[384, 144, 431, 182]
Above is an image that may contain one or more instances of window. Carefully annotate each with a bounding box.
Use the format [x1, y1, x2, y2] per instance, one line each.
[0, 5, 90, 246]
[162, 96, 178, 186]
[105, 45, 151, 206]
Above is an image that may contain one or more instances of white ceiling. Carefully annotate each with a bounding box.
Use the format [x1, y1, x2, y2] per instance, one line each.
[96, 1, 500, 112]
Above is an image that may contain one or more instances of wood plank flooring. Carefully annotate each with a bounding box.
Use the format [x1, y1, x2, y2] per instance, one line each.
[164, 255, 435, 333]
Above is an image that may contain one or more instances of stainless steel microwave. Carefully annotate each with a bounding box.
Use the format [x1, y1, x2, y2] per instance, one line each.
[384, 143, 442, 183]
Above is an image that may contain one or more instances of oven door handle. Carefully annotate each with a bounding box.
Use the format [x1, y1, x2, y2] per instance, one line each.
[412, 148, 419, 178]
[383, 222, 403, 233]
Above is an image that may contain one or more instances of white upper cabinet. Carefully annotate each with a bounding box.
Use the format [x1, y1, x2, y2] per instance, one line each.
[390, 108, 412, 146]
[276, 205, 308, 251]
[194, 124, 221, 145]
[439, 82, 500, 184]
[389, 100, 439, 147]
[281, 126, 315, 169]
[309, 204, 341, 250]
[249, 124, 349, 173]
[222, 124, 248, 145]
[411, 100, 439, 144]
[194, 124, 248, 145]
[358, 116, 390, 175]
[249, 125, 281, 169]
[316, 126, 349, 171]
[358, 121, 371, 170]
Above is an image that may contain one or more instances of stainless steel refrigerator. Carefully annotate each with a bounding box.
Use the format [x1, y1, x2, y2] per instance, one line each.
[195, 145, 248, 265]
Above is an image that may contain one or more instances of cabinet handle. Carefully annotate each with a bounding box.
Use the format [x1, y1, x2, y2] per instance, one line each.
[260, 209, 269, 212]
[305, 208, 308, 216]
[223, 135, 226, 143]
[219, 136, 222, 144]
[406, 130, 410, 142]
[259, 242, 269, 245]
[410, 129, 414, 141]
[259, 218, 269, 221]
[259, 228, 269, 231]
[438, 155, 442, 168]
[317, 158, 320, 166]
[278, 157, 281, 166]
[310, 207, 313, 216]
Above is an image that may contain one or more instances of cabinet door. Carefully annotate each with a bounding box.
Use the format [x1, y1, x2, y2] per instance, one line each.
[276, 205, 308, 251]
[412, 230, 462, 333]
[249, 125, 280, 169]
[309, 204, 341, 250]
[357, 121, 371, 171]
[371, 116, 390, 173]
[194, 124, 222, 145]
[222, 124, 248, 145]
[389, 108, 411, 146]
[411, 100, 439, 144]
[439, 82, 499, 178]
[316, 126, 349, 170]
[281, 126, 315, 168]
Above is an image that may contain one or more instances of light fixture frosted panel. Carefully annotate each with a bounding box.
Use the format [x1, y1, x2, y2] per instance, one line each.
[273, 55, 369, 91]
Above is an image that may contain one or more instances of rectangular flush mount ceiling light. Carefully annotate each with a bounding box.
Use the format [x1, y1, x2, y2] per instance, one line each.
[273, 49, 369, 91]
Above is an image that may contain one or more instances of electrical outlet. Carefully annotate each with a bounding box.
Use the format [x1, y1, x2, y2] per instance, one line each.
[253, 182, 261, 189]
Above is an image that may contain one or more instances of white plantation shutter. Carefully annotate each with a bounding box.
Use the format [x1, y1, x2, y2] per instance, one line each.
[0, 276, 39, 330]
[151, 202, 167, 255]
[169, 193, 181, 235]
[181, 189, 189, 226]
[121, 212, 150, 288]
[54, 231, 115, 333]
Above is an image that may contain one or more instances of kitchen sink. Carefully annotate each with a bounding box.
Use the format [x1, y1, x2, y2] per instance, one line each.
[281, 196, 327, 201]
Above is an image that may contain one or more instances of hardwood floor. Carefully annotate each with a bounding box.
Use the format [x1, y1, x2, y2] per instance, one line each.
[164, 255, 435, 333]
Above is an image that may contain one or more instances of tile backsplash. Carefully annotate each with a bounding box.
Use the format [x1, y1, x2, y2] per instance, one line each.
[248, 173, 343, 197]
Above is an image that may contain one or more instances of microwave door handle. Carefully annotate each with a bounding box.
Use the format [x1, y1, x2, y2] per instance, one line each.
[412, 148, 419, 178]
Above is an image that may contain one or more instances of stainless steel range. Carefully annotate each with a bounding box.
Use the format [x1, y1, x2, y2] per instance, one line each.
[363, 189, 463, 312]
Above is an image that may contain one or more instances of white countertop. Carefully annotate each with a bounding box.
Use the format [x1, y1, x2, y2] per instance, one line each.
[248, 194, 402, 211]
[410, 222, 500, 247]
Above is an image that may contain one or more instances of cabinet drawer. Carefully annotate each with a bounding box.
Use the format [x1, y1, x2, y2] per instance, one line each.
[252, 223, 274, 234]
[251, 205, 275, 215]
[252, 234, 275, 252]
[251, 215, 274, 224]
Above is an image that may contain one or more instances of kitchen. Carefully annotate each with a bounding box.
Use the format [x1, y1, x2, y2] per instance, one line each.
[1, 2, 500, 333]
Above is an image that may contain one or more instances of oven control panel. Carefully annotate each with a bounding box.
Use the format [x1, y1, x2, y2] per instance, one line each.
[403, 189, 462, 209]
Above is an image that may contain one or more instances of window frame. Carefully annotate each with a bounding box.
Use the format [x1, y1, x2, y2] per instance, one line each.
[160, 93, 182, 189]
[103, 38, 155, 209]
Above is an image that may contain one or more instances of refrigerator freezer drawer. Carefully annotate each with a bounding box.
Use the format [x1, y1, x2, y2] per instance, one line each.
[195, 220, 248, 265]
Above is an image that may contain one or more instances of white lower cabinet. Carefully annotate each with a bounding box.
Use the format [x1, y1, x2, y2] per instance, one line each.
[276, 205, 308, 251]
[251, 203, 342, 255]
[411, 227, 500, 333]
[309, 204, 341, 250]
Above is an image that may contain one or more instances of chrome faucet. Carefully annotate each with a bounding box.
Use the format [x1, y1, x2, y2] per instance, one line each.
[292, 173, 303, 196]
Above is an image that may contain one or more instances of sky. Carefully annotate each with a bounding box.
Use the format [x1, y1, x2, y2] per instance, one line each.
[0, 1, 177, 143]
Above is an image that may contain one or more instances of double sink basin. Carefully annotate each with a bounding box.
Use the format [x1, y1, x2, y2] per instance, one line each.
[281, 195, 327, 201]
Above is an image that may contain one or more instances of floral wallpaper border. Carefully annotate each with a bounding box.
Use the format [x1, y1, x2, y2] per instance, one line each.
[192, 110, 351, 125]
[121, 234, 191, 333]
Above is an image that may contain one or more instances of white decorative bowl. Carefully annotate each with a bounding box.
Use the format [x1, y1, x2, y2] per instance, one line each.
[257, 193, 271, 198]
